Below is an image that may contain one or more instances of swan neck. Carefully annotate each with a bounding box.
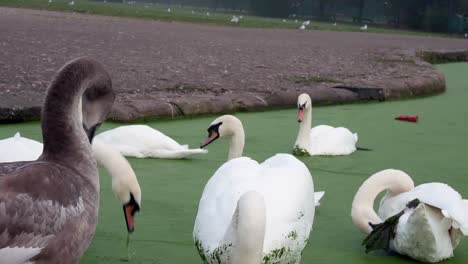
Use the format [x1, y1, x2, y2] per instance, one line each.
[232, 191, 265, 264]
[228, 124, 245, 160]
[295, 106, 312, 148]
[92, 140, 132, 181]
[40, 60, 107, 169]
[351, 169, 415, 234]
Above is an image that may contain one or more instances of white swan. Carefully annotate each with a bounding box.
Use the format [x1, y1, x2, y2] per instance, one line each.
[230, 15, 239, 23]
[194, 115, 323, 264]
[0, 132, 43, 162]
[0, 133, 141, 232]
[351, 169, 468, 263]
[94, 125, 207, 159]
[294, 93, 358, 156]
[92, 140, 141, 232]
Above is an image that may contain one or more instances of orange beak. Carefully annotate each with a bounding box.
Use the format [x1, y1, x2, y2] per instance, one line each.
[200, 131, 219, 148]
[123, 194, 140, 233]
[298, 107, 304, 122]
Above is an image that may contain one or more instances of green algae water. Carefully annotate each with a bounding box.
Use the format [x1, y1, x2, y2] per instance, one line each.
[1, 63, 467, 263]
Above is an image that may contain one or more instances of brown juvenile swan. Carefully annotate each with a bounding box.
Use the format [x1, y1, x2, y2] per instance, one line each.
[0, 57, 115, 263]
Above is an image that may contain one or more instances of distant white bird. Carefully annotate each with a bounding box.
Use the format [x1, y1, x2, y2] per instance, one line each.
[239, 15, 243, 19]
[360, 24, 368, 30]
[167, 8, 171, 13]
[48, 0, 52, 3]
[206, 12, 210, 16]
[299, 24, 306, 30]
[69, 0, 74, 5]
[303, 20, 310, 26]
[191, 10, 195, 14]
[333, 22, 337, 26]
[294, 19, 298, 23]
[282, 19, 287, 23]
[230, 15, 239, 23]
[465, 33, 467, 38]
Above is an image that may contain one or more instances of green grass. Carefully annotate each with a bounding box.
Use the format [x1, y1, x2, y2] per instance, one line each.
[0, 0, 457, 37]
[1, 62, 468, 263]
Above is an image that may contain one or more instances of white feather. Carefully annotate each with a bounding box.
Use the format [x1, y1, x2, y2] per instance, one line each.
[0, 247, 42, 264]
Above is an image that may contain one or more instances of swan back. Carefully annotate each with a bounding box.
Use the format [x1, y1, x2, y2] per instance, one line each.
[194, 154, 315, 263]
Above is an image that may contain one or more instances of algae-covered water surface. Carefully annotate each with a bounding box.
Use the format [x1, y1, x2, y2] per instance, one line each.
[1, 63, 467, 263]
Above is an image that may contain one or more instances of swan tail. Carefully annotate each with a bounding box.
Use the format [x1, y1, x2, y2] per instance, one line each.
[171, 148, 208, 158]
[233, 191, 266, 264]
[314, 191, 325, 207]
[14, 132, 21, 138]
[356, 146, 372, 151]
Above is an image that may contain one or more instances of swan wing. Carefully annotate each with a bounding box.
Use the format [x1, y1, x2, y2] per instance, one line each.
[309, 125, 357, 155]
[0, 134, 43, 163]
[412, 183, 468, 234]
[0, 163, 87, 261]
[258, 154, 315, 258]
[194, 157, 260, 251]
[314, 191, 325, 206]
[380, 183, 468, 235]
[0, 246, 44, 264]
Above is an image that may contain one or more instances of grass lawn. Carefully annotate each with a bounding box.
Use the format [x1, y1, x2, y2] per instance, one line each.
[0, 0, 456, 37]
[0, 62, 467, 263]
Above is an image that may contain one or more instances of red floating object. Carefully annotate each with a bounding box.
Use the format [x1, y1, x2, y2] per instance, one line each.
[395, 115, 418, 123]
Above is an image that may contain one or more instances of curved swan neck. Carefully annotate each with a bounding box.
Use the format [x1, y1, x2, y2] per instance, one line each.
[228, 123, 245, 161]
[92, 140, 133, 182]
[295, 104, 312, 148]
[41, 58, 111, 167]
[351, 169, 415, 234]
[232, 191, 266, 264]
[92, 140, 141, 205]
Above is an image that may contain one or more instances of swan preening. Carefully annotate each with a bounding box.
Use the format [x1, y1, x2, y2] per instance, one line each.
[92, 140, 141, 233]
[294, 93, 358, 156]
[352, 169, 468, 262]
[95, 125, 207, 159]
[194, 115, 323, 263]
[0, 57, 114, 262]
[0, 133, 142, 233]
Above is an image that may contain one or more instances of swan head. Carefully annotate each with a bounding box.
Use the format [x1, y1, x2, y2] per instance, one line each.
[297, 93, 312, 122]
[81, 75, 115, 142]
[200, 115, 243, 148]
[112, 171, 142, 233]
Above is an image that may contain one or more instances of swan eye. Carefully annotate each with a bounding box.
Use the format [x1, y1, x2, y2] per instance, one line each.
[207, 122, 223, 133]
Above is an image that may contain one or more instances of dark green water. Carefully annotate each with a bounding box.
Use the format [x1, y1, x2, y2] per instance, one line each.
[0, 63, 467, 263]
